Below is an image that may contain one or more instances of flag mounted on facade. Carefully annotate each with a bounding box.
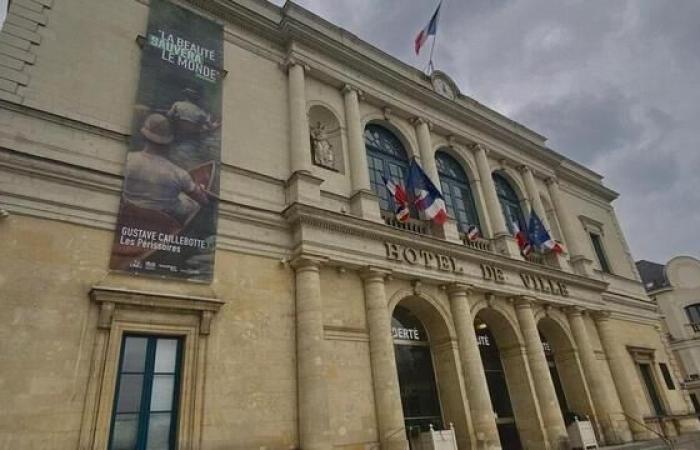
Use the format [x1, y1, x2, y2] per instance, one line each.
[513, 220, 533, 256]
[527, 211, 563, 254]
[382, 176, 410, 223]
[406, 159, 448, 225]
[414, 2, 441, 55]
[464, 224, 480, 241]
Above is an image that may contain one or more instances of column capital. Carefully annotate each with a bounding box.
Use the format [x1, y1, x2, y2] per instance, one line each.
[545, 176, 559, 187]
[470, 142, 488, 154]
[360, 266, 392, 281]
[517, 164, 531, 174]
[410, 116, 433, 130]
[447, 283, 473, 296]
[280, 56, 309, 73]
[563, 305, 586, 317]
[512, 295, 537, 308]
[289, 254, 327, 271]
[341, 84, 364, 99]
[592, 310, 612, 322]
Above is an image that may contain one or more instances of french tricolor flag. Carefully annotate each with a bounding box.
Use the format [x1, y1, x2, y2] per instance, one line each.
[513, 220, 533, 256]
[407, 159, 448, 225]
[382, 175, 411, 223]
[414, 3, 441, 55]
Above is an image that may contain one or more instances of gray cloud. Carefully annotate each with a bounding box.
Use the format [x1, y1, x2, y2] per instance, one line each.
[272, 0, 700, 263]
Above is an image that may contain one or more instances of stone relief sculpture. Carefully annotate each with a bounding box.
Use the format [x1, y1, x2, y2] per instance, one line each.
[310, 121, 339, 170]
[308, 104, 344, 173]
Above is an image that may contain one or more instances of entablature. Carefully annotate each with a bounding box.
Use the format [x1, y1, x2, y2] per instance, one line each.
[284, 203, 609, 309]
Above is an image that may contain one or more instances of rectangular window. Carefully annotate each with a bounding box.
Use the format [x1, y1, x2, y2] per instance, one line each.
[639, 363, 665, 416]
[589, 232, 611, 273]
[110, 335, 182, 450]
[659, 363, 676, 390]
[690, 394, 700, 413]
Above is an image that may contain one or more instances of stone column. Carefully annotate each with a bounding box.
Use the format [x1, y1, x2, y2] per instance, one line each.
[519, 166, 547, 227]
[448, 285, 500, 450]
[343, 85, 381, 222]
[514, 297, 569, 449]
[286, 61, 322, 206]
[474, 144, 507, 236]
[414, 118, 461, 241]
[292, 257, 332, 450]
[361, 268, 409, 450]
[473, 144, 518, 256]
[594, 311, 652, 441]
[545, 178, 592, 276]
[566, 307, 631, 444]
[414, 118, 439, 185]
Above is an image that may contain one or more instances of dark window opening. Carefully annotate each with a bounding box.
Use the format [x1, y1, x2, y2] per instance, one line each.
[541, 334, 570, 421]
[639, 363, 665, 416]
[659, 363, 676, 390]
[685, 304, 700, 332]
[109, 335, 183, 450]
[493, 172, 525, 235]
[589, 232, 611, 273]
[393, 306, 443, 434]
[690, 394, 700, 414]
[476, 324, 523, 450]
[435, 150, 480, 233]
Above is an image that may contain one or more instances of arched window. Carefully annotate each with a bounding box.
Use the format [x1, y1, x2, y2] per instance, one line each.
[435, 151, 480, 233]
[493, 172, 525, 234]
[364, 124, 410, 213]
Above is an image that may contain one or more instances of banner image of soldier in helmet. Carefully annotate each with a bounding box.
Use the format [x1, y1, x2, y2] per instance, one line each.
[110, 0, 223, 282]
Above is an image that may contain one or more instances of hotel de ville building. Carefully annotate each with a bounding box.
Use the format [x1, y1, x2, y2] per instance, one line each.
[0, 0, 698, 450]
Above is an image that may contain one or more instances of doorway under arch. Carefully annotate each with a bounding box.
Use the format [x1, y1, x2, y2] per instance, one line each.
[538, 316, 597, 430]
[474, 306, 548, 450]
[391, 295, 471, 449]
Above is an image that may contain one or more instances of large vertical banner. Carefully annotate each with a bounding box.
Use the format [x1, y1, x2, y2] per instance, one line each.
[110, 0, 223, 282]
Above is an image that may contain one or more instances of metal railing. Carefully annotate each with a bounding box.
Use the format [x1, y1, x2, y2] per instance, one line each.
[460, 234, 493, 252]
[381, 211, 431, 235]
[623, 412, 674, 449]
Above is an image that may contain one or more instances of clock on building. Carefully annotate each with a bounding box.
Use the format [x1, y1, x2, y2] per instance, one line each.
[430, 72, 458, 100]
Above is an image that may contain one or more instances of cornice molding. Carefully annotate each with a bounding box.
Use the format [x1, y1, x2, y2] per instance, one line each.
[283, 203, 609, 293]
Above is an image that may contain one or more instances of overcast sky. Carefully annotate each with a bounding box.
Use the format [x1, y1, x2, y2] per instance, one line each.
[271, 0, 700, 264]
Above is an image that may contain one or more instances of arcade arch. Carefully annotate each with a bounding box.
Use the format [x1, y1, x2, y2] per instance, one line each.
[390, 294, 471, 449]
[537, 315, 598, 434]
[473, 304, 545, 450]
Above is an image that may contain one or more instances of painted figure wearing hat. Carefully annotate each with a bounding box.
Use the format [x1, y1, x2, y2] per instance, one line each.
[123, 113, 209, 222]
[165, 88, 220, 168]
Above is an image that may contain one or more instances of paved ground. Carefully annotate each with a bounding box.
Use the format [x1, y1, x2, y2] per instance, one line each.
[599, 431, 700, 450]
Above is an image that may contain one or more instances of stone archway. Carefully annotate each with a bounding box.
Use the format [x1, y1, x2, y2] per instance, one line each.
[538, 315, 599, 435]
[391, 294, 472, 449]
[474, 305, 547, 450]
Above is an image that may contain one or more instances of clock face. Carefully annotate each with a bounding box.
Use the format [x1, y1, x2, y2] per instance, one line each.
[432, 78, 454, 99]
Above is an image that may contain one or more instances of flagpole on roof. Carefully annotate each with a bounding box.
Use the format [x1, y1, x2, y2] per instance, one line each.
[424, 1, 442, 75]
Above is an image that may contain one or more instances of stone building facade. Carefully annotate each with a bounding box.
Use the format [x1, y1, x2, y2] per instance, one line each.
[0, 0, 697, 449]
[638, 257, 700, 413]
